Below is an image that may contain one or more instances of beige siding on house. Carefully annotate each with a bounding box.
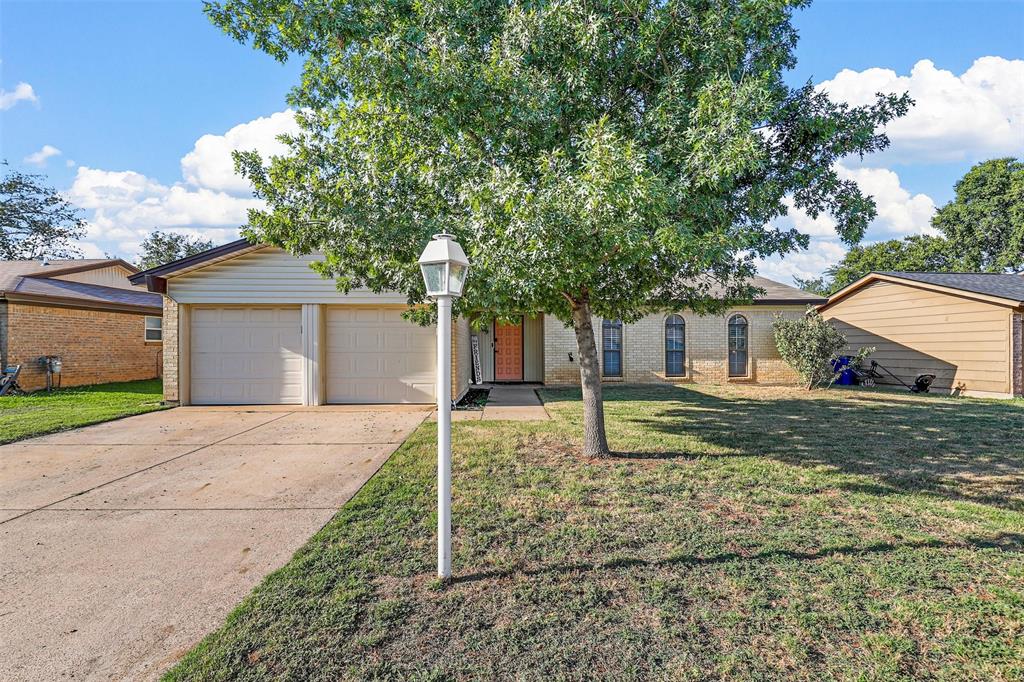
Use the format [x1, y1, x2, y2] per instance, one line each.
[821, 280, 1014, 396]
[53, 264, 137, 290]
[453, 316, 471, 400]
[476, 322, 494, 382]
[167, 247, 409, 305]
[524, 315, 544, 382]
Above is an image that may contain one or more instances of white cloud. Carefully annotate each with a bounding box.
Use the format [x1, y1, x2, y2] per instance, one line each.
[757, 239, 849, 286]
[837, 165, 937, 237]
[23, 144, 62, 167]
[181, 110, 299, 194]
[819, 56, 1024, 163]
[761, 163, 937, 284]
[68, 166, 262, 256]
[0, 82, 37, 110]
[63, 111, 299, 258]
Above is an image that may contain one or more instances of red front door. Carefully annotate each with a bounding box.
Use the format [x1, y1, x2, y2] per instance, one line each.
[494, 320, 523, 381]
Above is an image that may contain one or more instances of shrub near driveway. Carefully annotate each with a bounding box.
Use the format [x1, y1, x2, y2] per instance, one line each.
[167, 385, 1024, 681]
[0, 379, 165, 444]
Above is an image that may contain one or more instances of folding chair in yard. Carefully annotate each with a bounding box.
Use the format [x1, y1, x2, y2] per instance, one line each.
[0, 364, 23, 396]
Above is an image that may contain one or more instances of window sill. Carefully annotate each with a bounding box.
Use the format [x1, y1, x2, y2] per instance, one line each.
[145, 340, 163, 344]
[727, 376, 754, 383]
[602, 376, 625, 382]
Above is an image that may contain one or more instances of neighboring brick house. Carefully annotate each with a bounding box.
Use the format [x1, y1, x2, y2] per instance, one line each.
[132, 239, 822, 407]
[0, 259, 163, 391]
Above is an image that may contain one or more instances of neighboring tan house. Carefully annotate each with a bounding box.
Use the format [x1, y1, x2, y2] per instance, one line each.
[0, 259, 163, 391]
[131, 239, 823, 406]
[819, 271, 1024, 399]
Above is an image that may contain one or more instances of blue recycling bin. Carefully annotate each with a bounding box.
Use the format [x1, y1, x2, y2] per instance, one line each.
[832, 356, 855, 385]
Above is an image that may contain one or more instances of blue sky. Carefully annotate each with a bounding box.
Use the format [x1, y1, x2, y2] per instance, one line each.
[2, 0, 1022, 282]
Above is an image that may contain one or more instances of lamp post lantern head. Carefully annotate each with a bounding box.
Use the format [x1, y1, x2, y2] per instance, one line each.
[418, 233, 470, 298]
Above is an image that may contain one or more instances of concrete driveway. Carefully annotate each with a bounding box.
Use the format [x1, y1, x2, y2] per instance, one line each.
[0, 405, 429, 681]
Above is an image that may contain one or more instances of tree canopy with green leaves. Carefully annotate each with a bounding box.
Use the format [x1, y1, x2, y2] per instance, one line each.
[137, 230, 215, 270]
[206, 0, 908, 456]
[812, 158, 1023, 295]
[0, 165, 86, 260]
[933, 157, 1023, 272]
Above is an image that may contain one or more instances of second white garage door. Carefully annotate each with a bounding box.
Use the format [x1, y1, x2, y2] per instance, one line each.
[190, 307, 303, 405]
[325, 307, 436, 403]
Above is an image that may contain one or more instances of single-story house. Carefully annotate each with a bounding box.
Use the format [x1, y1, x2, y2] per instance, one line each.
[0, 258, 163, 391]
[131, 240, 824, 406]
[819, 271, 1024, 399]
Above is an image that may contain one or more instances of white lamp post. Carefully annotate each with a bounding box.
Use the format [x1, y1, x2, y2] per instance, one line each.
[418, 233, 470, 579]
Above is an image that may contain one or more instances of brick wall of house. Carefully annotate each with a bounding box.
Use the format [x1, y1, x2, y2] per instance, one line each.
[162, 297, 179, 402]
[543, 307, 805, 386]
[6, 303, 162, 391]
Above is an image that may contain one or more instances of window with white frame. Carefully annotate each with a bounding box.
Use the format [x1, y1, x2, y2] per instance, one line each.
[144, 316, 162, 342]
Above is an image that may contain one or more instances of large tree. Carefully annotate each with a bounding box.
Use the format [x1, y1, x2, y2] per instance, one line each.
[932, 157, 1023, 272]
[206, 0, 908, 456]
[137, 230, 215, 270]
[0, 165, 86, 260]
[823, 235, 953, 293]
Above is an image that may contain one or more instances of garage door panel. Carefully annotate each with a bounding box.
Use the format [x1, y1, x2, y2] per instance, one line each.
[325, 307, 436, 404]
[190, 307, 303, 405]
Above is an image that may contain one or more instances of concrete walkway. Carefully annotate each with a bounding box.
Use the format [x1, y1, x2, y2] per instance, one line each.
[0, 406, 429, 681]
[442, 384, 549, 421]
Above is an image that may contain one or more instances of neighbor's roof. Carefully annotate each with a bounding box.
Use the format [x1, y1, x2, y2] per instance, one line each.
[726, 275, 825, 304]
[820, 271, 1024, 311]
[0, 258, 161, 313]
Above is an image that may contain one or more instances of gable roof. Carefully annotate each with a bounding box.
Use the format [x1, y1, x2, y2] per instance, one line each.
[819, 271, 1024, 311]
[0, 259, 160, 313]
[726, 275, 825, 304]
[130, 239, 824, 305]
[128, 239, 259, 286]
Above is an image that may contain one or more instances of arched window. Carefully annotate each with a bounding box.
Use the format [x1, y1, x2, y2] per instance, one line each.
[665, 314, 685, 376]
[728, 314, 749, 377]
[602, 319, 623, 377]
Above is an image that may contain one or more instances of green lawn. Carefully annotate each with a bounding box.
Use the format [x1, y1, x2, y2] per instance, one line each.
[0, 378, 166, 444]
[166, 384, 1023, 681]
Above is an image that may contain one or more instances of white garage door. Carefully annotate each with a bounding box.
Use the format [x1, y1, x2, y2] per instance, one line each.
[190, 307, 303, 405]
[325, 307, 435, 404]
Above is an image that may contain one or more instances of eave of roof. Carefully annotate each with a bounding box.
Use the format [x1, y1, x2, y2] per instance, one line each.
[818, 271, 1024, 312]
[128, 239, 259, 288]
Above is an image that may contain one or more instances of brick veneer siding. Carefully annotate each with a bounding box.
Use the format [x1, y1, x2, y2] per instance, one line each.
[162, 297, 180, 402]
[1013, 312, 1023, 398]
[6, 303, 162, 391]
[543, 307, 805, 386]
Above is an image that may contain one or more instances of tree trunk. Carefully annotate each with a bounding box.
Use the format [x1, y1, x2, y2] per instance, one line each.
[571, 301, 611, 457]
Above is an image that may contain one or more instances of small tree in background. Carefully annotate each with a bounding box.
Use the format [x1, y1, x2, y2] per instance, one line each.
[773, 310, 869, 389]
[0, 164, 86, 260]
[137, 230, 215, 270]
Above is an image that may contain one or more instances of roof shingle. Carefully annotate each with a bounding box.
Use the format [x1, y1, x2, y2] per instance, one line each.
[878, 271, 1024, 303]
